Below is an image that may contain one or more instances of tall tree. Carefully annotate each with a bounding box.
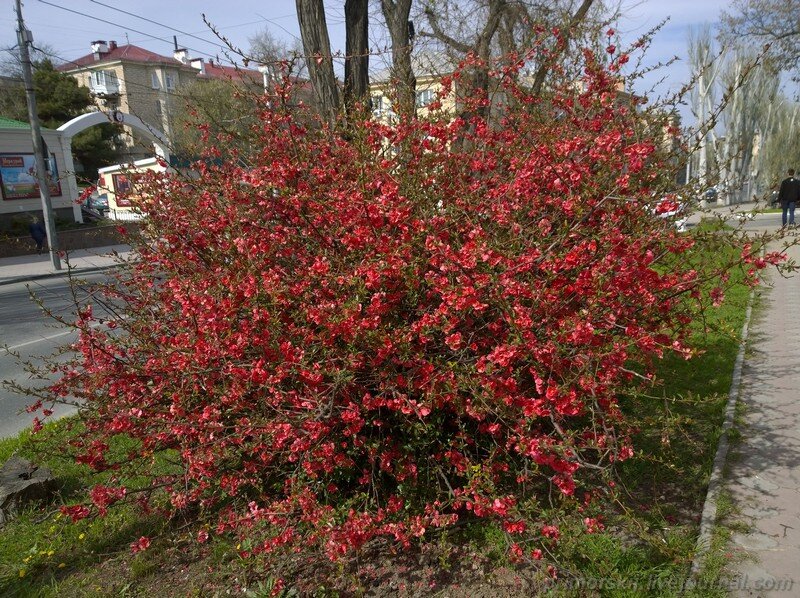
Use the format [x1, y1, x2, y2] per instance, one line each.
[248, 27, 308, 82]
[380, 0, 416, 116]
[296, 0, 340, 123]
[0, 43, 54, 78]
[423, 0, 507, 119]
[172, 78, 260, 160]
[721, 0, 800, 74]
[717, 48, 779, 203]
[687, 25, 724, 191]
[295, 0, 371, 121]
[344, 0, 370, 111]
[758, 99, 800, 190]
[529, 0, 595, 96]
[420, 0, 605, 109]
[27, 59, 93, 124]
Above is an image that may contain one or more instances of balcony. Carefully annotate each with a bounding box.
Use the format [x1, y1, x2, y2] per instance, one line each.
[90, 70, 120, 97]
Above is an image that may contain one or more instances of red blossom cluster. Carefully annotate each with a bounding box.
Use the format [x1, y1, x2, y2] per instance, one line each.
[45, 48, 773, 559]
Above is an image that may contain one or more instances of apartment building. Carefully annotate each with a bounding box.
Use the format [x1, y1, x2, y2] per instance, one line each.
[59, 40, 261, 159]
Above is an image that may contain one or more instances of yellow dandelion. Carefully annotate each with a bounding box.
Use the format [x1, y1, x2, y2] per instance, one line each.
[58, 563, 65, 569]
[78, 533, 85, 540]
[18, 569, 25, 578]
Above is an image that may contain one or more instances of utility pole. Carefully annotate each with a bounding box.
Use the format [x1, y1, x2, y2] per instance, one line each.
[15, 0, 60, 270]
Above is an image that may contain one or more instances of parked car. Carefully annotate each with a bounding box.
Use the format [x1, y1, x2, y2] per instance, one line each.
[81, 192, 109, 221]
[653, 194, 689, 232]
[85, 192, 108, 212]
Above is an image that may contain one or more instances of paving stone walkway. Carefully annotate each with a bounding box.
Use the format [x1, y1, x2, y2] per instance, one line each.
[726, 239, 800, 597]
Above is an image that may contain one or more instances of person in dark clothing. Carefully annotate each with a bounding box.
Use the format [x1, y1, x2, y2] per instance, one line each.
[777, 168, 800, 227]
[28, 216, 47, 254]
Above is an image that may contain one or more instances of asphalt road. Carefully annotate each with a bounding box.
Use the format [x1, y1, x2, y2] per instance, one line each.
[687, 205, 785, 234]
[0, 274, 109, 439]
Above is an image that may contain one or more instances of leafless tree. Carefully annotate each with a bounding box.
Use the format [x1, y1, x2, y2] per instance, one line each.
[717, 48, 780, 203]
[248, 27, 308, 90]
[295, 0, 372, 120]
[687, 25, 724, 190]
[419, 0, 608, 99]
[721, 0, 800, 73]
[344, 0, 370, 111]
[380, 0, 416, 116]
[296, 0, 341, 123]
[758, 99, 800, 190]
[422, 0, 506, 118]
[1, 43, 57, 77]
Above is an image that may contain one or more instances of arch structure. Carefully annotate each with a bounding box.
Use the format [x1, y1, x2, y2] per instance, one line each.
[56, 111, 170, 222]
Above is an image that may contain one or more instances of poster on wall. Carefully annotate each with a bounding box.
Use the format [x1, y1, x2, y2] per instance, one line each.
[112, 173, 132, 207]
[0, 153, 61, 200]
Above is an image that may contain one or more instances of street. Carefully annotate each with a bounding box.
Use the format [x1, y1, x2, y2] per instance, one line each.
[687, 204, 782, 234]
[0, 274, 108, 439]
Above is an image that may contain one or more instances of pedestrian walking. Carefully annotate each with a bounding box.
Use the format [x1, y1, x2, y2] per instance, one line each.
[28, 216, 47, 254]
[777, 168, 800, 226]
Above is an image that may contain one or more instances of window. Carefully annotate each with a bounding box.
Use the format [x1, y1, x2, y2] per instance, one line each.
[165, 73, 175, 91]
[92, 70, 117, 87]
[90, 70, 119, 94]
[371, 95, 384, 115]
[155, 100, 162, 116]
[151, 71, 160, 89]
[415, 88, 434, 108]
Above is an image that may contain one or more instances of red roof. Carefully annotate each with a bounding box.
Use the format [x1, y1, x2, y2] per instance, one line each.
[60, 44, 263, 84]
[60, 44, 183, 70]
[198, 61, 262, 84]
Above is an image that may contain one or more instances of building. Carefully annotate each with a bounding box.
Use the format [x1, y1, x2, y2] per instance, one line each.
[369, 53, 635, 124]
[59, 40, 262, 160]
[97, 157, 167, 222]
[369, 54, 457, 121]
[0, 117, 80, 231]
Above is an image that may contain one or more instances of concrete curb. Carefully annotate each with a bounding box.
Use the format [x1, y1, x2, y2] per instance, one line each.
[688, 287, 756, 580]
[0, 263, 123, 287]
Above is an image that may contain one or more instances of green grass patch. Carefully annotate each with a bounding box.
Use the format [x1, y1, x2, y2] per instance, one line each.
[0, 419, 186, 596]
[544, 237, 753, 595]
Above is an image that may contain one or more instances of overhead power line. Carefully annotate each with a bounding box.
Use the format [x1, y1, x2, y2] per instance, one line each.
[37, 0, 221, 61]
[87, 0, 221, 48]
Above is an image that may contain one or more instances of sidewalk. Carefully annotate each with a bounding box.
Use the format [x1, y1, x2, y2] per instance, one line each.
[0, 244, 132, 286]
[725, 239, 800, 596]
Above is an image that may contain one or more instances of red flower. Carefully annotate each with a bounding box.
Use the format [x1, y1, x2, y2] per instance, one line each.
[130, 536, 151, 554]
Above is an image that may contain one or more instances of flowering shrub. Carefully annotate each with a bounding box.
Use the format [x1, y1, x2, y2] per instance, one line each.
[45, 47, 779, 560]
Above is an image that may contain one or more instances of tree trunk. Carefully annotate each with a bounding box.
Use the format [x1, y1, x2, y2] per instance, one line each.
[425, 0, 505, 122]
[530, 0, 595, 96]
[344, 0, 370, 113]
[381, 0, 415, 117]
[296, 0, 340, 123]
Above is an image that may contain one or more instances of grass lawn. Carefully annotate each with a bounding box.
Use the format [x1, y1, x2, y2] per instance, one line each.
[0, 235, 756, 597]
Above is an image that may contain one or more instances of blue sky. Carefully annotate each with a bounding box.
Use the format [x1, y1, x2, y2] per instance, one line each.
[3, 0, 734, 116]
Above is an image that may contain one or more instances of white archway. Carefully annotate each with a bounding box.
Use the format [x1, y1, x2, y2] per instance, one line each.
[56, 111, 170, 222]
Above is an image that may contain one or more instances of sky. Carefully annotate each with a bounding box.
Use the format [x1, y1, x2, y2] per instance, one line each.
[2, 0, 735, 118]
